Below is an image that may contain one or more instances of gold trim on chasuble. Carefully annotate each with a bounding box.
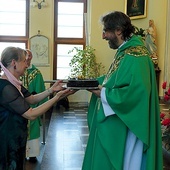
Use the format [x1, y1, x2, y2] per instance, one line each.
[23, 69, 41, 88]
[103, 46, 149, 85]
[103, 53, 124, 85]
[98, 46, 149, 111]
[125, 46, 150, 57]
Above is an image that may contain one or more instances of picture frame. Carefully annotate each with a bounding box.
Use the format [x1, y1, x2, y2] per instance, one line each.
[125, 0, 147, 20]
[29, 35, 49, 66]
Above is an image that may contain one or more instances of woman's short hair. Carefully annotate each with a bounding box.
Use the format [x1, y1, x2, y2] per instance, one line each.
[1, 47, 27, 68]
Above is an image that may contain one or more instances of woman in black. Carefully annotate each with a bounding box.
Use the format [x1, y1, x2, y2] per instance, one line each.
[0, 47, 72, 170]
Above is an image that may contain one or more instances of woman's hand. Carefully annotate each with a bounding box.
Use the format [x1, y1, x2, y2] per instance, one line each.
[50, 80, 65, 93]
[54, 88, 77, 100]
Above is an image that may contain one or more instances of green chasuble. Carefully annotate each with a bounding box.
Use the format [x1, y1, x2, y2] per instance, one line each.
[82, 35, 163, 170]
[22, 64, 48, 140]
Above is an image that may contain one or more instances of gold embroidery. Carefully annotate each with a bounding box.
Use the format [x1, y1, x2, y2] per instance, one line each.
[103, 46, 149, 85]
[125, 46, 150, 57]
[103, 54, 124, 85]
[21, 69, 41, 88]
[26, 69, 41, 85]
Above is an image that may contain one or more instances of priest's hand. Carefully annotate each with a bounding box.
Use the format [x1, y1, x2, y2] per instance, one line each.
[88, 85, 102, 98]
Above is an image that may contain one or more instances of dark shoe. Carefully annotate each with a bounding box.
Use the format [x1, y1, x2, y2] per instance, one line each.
[29, 157, 37, 163]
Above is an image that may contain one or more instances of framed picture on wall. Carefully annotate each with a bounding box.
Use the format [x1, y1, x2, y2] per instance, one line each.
[29, 34, 49, 66]
[125, 0, 147, 20]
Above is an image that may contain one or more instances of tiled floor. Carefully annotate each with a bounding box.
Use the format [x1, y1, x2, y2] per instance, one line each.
[25, 102, 170, 170]
[41, 102, 88, 170]
[25, 102, 89, 170]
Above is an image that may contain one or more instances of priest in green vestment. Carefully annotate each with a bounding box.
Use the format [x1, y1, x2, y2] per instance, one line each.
[21, 49, 48, 161]
[82, 11, 163, 170]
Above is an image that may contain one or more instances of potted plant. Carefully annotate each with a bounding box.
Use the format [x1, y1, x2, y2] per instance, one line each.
[68, 45, 105, 79]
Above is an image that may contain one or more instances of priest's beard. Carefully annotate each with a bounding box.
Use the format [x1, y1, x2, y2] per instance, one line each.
[108, 36, 119, 49]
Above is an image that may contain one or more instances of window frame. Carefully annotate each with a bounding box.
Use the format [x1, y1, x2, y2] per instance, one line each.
[54, 0, 87, 79]
[0, 0, 29, 48]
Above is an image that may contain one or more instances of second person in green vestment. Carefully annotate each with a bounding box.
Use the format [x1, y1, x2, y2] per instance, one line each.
[21, 49, 48, 162]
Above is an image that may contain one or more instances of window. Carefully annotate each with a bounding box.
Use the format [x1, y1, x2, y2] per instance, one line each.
[54, 0, 87, 79]
[0, 0, 29, 55]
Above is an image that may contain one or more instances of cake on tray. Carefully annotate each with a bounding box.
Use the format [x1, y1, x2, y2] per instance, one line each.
[67, 79, 99, 89]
